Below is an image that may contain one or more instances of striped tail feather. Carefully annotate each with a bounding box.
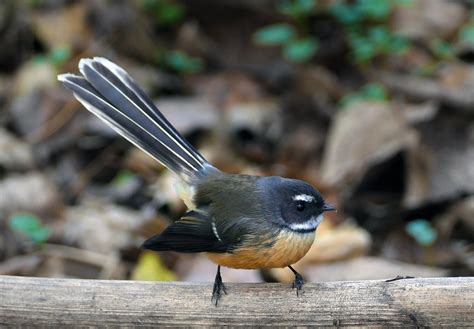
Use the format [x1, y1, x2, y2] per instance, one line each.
[58, 57, 214, 183]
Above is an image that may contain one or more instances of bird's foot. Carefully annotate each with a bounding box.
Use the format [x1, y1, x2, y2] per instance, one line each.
[292, 272, 304, 296]
[288, 265, 304, 296]
[211, 265, 227, 306]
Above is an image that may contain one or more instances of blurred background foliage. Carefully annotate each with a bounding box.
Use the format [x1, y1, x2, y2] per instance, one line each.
[0, 0, 472, 284]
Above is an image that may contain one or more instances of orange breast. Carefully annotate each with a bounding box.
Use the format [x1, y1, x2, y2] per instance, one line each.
[206, 230, 315, 269]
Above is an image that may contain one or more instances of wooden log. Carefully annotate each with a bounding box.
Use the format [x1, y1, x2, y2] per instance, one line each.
[0, 275, 473, 327]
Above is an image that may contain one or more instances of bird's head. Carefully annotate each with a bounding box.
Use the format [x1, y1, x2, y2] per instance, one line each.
[259, 177, 335, 233]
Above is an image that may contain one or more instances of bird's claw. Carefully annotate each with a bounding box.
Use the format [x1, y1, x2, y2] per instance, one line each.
[292, 272, 304, 296]
[211, 280, 226, 306]
[211, 266, 226, 306]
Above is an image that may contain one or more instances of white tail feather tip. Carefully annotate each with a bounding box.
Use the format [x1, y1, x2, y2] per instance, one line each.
[57, 73, 76, 82]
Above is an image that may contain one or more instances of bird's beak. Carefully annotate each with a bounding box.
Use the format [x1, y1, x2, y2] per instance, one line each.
[323, 203, 336, 212]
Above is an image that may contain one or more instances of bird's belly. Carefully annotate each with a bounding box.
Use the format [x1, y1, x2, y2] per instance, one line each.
[206, 230, 315, 269]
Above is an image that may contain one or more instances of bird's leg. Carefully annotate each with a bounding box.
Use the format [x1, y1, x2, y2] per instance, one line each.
[288, 265, 304, 296]
[211, 265, 227, 306]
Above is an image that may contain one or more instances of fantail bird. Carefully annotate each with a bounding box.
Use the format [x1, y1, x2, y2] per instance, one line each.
[58, 57, 335, 305]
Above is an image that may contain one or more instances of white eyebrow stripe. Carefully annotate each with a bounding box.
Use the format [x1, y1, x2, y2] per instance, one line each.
[287, 215, 323, 232]
[292, 194, 315, 202]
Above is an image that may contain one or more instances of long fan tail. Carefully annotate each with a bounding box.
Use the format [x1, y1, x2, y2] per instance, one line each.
[58, 57, 214, 182]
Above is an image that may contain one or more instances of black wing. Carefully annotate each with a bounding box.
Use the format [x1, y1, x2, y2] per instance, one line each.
[142, 211, 232, 253]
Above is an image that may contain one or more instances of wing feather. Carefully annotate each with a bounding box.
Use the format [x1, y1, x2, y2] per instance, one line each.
[142, 211, 231, 253]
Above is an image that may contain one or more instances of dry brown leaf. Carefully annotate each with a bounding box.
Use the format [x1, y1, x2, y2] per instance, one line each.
[322, 101, 418, 187]
[0, 129, 34, 170]
[64, 198, 152, 254]
[0, 173, 59, 218]
[297, 222, 372, 265]
[31, 3, 91, 49]
[393, 0, 467, 42]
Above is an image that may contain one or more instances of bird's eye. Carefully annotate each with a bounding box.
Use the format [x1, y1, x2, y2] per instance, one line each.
[296, 202, 305, 211]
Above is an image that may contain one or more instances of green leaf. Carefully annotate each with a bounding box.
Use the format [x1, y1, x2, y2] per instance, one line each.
[283, 38, 318, 62]
[49, 46, 71, 66]
[430, 40, 454, 59]
[32, 54, 48, 64]
[339, 94, 364, 108]
[164, 51, 203, 74]
[459, 24, 474, 45]
[368, 26, 391, 48]
[340, 83, 387, 107]
[277, 0, 316, 17]
[356, 0, 392, 19]
[389, 34, 410, 54]
[351, 37, 376, 62]
[141, 0, 185, 25]
[360, 83, 387, 100]
[111, 170, 135, 187]
[8, 213, 49, 244]
[157, 2, 185, 25]
[405, 219, 437, 246]
[253, 24, 296, 46]
[330, 3, 362, 24]
[393, 0, 414, 6]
